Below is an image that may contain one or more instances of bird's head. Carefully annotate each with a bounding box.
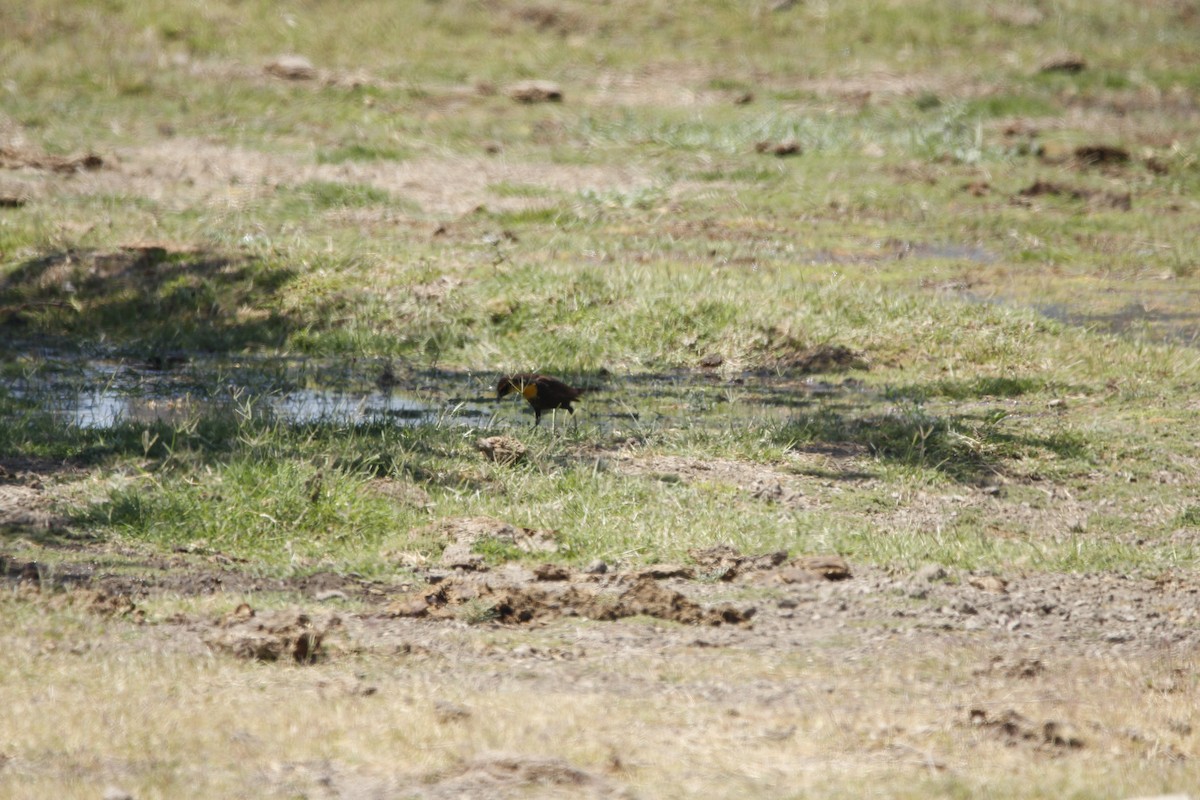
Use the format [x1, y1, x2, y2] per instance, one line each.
[495, 376, 518, 399]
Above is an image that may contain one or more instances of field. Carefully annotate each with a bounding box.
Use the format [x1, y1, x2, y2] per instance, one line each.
[1, 1, 1199, 797]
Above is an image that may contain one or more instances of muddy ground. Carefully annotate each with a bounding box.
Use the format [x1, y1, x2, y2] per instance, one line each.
[3, 459, 1197, 798]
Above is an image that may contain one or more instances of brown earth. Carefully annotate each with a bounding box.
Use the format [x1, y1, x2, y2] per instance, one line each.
[3, 459, 1198, 797]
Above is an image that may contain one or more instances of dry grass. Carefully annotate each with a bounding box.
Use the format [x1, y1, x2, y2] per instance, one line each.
[1, 590, 1195, 799]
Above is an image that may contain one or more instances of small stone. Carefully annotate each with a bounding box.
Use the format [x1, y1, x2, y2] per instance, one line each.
[103, 788, 134, 800]
[583, 559, 608, 575]
[314, 590, 347, 602]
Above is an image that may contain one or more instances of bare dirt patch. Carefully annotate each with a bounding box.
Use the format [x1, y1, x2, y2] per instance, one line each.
[3, 535, 1198, 797]
[399, 570, 755, 626]
[205, 605, 340, 663]
[17, 139, 653, 218]
[422, 753, 621, 799]
[612, 453, 810, 508]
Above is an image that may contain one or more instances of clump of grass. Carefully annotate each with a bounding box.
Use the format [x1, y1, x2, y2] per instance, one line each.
[886, 376, 1047, 403]
[283, 180, 395, 211]
[457, 598, 499, 625]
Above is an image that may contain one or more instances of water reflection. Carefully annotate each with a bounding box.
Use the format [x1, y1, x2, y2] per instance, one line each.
[6, 356, 852, 432]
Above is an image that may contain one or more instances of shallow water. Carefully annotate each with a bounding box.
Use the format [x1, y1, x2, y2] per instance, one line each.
[4, 355, 850, 432]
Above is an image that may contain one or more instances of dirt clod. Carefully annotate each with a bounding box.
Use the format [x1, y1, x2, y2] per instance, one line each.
[689, 545, 788, 581]
[476, 435, 527, 466]
[507, 80, 563, 103]
[1075, 144, 1130, 166]
[636, 564, 695, 580]
[1040, 56, 1087, 73]
[440, 542, 486, 571]
[968, 575, 1009, 593]
[791, 555, 852, 581]
[0, 146, 104, 173]
[206, 608, 338, 663]
[83, 590, 143, 620]
[265, 55, 316, 80]
[1016, 180, 1131, 210]
[755, 139, 802, 157]
[416, 571, 752, 627]
[968, 708, 1084, 749]
[533, 563, 571, 581]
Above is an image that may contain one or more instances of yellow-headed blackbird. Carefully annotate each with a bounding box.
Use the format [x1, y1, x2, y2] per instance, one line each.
[496, 374, 582, 426]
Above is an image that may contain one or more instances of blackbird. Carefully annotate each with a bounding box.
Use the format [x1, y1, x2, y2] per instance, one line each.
[496, 374, 582, 426]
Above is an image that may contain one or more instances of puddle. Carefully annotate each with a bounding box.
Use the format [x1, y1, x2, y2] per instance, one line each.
[803, 241, 995, 267]
[1034, 301, 1200, 346]
[958, 286, 1200, 349]
[2, 355, 862, 432]
[4, 357, 496, 430]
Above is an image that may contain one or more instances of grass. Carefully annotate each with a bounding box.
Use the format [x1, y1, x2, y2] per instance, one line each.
[2, 0, 1200, 797]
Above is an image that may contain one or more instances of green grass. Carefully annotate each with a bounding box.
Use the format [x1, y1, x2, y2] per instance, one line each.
[3, 5, 1200, 799]
[1, 0, 1198, 574]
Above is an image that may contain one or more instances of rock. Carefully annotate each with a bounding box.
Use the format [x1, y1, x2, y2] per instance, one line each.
[103, 788, 134, 800]
[264, 55, 316, 80]
[507, 80, 563, 103]
[583, 559, 608, 575]
[476, 436, 527, 466]
[698, 353, 724, 368]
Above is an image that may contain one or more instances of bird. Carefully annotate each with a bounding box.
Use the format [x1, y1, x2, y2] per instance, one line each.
[495, 374, 582, 426]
